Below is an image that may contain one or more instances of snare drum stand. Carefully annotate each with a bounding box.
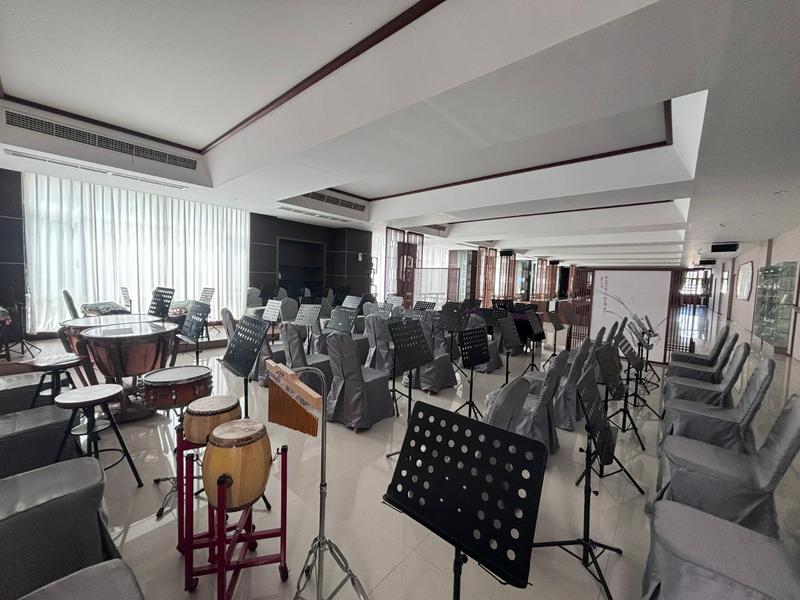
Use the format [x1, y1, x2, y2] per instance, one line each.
[294, 367, 369, 600]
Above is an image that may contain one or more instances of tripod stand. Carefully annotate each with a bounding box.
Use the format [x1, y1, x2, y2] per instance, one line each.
[601, 340, 646, 451]
[497, 316, 522, 386]
[455, 327, 490, 420]
[542, 310, 564, 370]
[440, 308, 467, 378]
[521, 309, 545, 375]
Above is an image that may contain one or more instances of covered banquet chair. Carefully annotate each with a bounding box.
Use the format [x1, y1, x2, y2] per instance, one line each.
[279, 297, 299, 322]
[663, 343, 750, 408]
[364, 313, 393, 374]
[461, 313, 502, 373]
[656, 394, 800, 537]
[483, 376, 529, 431]
[403, 311, 457, 393]
[279, 321, 333, 395]
[662, 357, 774, 453]
[553, 336, 592, 431]
[325, 332, 394, 430]
[312, 307, 370, 363]
[664, 332, 738, 383]
[669, 324, 729, 367]
[642, 500, 800, 600]
[515, 349, 569, 454]
[220, 307, 236, 340]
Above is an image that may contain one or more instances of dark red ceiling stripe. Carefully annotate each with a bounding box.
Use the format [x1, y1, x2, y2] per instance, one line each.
[201, 0, 448, 153]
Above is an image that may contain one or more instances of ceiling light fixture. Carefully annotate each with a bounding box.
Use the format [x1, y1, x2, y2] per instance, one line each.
[772, 190, 789, 195]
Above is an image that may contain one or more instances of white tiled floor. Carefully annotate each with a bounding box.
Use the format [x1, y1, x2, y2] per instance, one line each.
[42, 310, 800, 599]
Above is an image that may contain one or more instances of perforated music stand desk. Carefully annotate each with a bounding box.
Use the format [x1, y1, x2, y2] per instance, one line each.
[341, 294, 363, 311]
[262, 300, 282, 323]
[384, 401, 547, 599]
[522, 310, 545, 375]
[498, 316, 522, 385]
[457, 327, 491, 419]
[295, 303, 322, 354]
[327, 306, 357, 333]
[441, 301, 463, 313]
[149, 287, 175, 319]
[219, 315, 268, 418]
[543, 311, 564, 369]
[176, 301, 210, 364]
[413, 300, 436, 311]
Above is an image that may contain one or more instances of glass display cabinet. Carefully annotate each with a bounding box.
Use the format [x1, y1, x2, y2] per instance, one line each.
[752, 261, 797, 354]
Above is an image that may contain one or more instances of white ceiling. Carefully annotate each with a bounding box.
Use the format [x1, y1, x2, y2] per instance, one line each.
[0, 0, 799, 268]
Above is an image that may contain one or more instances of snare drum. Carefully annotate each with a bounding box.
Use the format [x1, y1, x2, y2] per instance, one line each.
[142, 365, 212, 410]
[202, 419, 271, 511]
[182, 395, 241, 445]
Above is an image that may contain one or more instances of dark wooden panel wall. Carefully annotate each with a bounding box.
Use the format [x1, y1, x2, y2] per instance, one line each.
[0, 170, 25, 307]
[249, 213, 372, 295]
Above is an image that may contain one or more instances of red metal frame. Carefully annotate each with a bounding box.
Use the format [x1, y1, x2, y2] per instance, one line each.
[175, 427, 288, 598]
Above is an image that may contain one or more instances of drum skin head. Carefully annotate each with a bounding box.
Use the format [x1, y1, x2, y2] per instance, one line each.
[209, 419, 266, 446]
[144, 365, 211, 384]
[187, 395, 240, 415]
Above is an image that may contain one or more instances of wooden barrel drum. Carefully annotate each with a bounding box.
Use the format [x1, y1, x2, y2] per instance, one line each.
[202, 419, 272, 511]
[182, 395, 241, 444]
[142, 365, 212, 410]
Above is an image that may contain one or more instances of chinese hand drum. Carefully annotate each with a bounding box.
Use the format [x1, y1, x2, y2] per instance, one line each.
[182, 395, 242, 445]
[142, 365, 212, 410]
[202, 419, 272, 511]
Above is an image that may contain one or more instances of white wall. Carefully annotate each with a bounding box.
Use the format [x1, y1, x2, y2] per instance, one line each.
[591, 269, 671, 361]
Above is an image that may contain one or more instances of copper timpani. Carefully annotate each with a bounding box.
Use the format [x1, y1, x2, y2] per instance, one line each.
[142, 365, 212, 410]
[61, 314, 161, 354]
[82, 321, 178, 379]
[202, 419, 272, 512]
[182, 395, 241, 445]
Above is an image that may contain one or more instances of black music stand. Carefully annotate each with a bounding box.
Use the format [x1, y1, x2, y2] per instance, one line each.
[219, 315, 268, 419]
[384, 401, 548, 599]
[521, 310, 544, 375]
[491, 298, 514, 312]
[261, 299, 282, 340]
[462, 298, 480, 310]
[441, 308, 468, 377]
[341, 294, 363, 312]
[386, 319, 434, 459]
[498, 317, 522, 386]
[327, 306, 357, 333]
[618, 333, 660, 420]
[173, 301, 210, 365]
[295, 303, 321, 355]
[413, 300, 436, 311]
[532, 370, 624, 600]
[543, 311, 564, 369]
[441, 301, 463, 312]
[148, 286, 175, 319]
[456, 327, 490, 420]
[513, 302, 537, 314]
[600, 341, 645, 451]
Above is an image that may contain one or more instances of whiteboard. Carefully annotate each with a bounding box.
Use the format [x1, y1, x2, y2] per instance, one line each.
[590, 270, 671, 362]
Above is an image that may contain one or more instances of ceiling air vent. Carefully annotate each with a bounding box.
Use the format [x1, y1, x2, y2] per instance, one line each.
[277, 206, 352, 223]
[710, 242, 739, 253]
[305, 191, 366, 213]
[5, 110, 197, 170]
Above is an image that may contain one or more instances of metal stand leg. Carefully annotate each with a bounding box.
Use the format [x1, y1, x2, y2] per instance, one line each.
[387, 371, 414, 459]
[454, 368, 482, 420]
[452, 548, 467, 600]
[102, 402, 144, 487]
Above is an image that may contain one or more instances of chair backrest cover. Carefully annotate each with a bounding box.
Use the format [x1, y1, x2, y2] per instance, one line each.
[567, 338, 592, 385]
[63, 289, 79, 319]
[738, 358, 775, 427]
[606, 321, 619, 346]
[246, 286, 261, 306]
[279, 297, 299, 322]
[721, 343, 750, 390]
[756, 394, 800, 490]
[484, 377, 529, 430]
[540, 350, 569, 403]
[362, 301, 376, 316]
[706, 324, 730, 361]
[327, 332, 364, 383]
[320, 297, 332, 318]
[276, 287, 288, 300]
[279, 321, 309, 368]
[594, 326, 606, 346]
[714, 333, 739, 375]
[220, 307, 236, 340]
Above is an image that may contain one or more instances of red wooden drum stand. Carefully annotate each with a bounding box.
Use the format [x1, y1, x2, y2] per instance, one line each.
[178, 431, 288, 599]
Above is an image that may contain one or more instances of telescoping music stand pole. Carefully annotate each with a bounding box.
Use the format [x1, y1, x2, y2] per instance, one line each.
[521, 310, 545, 375]
[543, 311, 564, 370]
[597, 341, 645, 451]
[498, 317, 523, 386]
[440, 308, 468, 378]
[294, 303, 322, 356]
[383, 401, 548, 600]
[455, 327, 491, 420]
[267, 364, 369, 600]
[533, 371, 624, 600]
[386, 319, 434, 459]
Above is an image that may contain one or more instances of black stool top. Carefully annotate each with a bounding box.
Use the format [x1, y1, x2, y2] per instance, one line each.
[56, 384, 123, 408]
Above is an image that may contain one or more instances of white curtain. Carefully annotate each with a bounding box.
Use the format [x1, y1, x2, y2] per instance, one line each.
[23, 173, 249, 332]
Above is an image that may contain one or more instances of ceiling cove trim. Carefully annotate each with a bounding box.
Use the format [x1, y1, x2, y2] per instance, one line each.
[200, 0, 448, 153]
[358, 100, 673, 201]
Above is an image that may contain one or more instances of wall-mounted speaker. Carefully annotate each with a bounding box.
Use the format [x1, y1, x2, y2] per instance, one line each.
[710, 242, 739, 253]
[699, 259, 717, 266]
[499, 250, 515, 257]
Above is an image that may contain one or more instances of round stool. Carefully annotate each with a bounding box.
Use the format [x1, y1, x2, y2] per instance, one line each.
[54, 384, 143, 487]
[26, 353, 84, 409]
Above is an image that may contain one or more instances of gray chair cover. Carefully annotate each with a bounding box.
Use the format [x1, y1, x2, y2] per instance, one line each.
[515, 350, 569, 454]
[21, 559, 145, 600]
[364, 314, 393, 374]
[362, 301, 376, 316]
[462, 314, 502, 373]
[256, 336, 286, 385]
[0, 404, 80, 478]
[279, 321, 333, 395]
[319, 297, 332, 318]
[301, 287, 311, 297]
[663, 343, 750, 408]
[669, 325, 730, 367]
[553, 337, 592, 431]
[279, 297, 299, 322]
[404, 312, 457, 393]
[246, 287, 261, 306]
[63, 289, 80, 319]
[643, 500, 800, 600]
[325, 288, 334, 304]
[0, 459, 120, 600]
[656, 394, 800, 537]
[483, 377, 529, 431]
[275, 286, 288, 300]
[325, 332, 394, 430]
[664, 332, 738, 383]
[221, 307, 236, 340]
[662, 357, 774, 453]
